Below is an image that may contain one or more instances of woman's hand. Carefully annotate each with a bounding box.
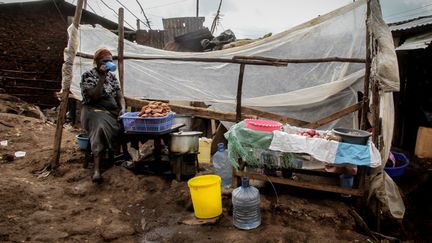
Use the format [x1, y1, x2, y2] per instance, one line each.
[99, 64, 109, 75]
[119, 108, 125, 117]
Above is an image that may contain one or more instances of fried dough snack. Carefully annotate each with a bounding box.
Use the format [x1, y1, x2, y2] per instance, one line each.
[138, 101, 172, 117]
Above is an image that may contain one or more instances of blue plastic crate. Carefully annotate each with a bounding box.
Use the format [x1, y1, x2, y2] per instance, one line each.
[121, 112, 175, 133]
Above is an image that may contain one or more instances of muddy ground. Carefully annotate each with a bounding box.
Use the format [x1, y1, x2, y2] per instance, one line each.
[0, 96, 430, 242]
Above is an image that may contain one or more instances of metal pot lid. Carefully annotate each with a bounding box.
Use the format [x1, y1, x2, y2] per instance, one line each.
[171, 131, 203, 136]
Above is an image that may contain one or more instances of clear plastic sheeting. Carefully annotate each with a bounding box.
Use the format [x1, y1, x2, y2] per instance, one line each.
[60, 24, 80, 93]
[71, 0, 368, 129]
[368, 92, 405, 219]
[67, 0, 403, 219]
[368, 0, 400, 92]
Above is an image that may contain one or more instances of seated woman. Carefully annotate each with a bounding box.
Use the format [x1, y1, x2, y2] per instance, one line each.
[80, 48, 125, 182]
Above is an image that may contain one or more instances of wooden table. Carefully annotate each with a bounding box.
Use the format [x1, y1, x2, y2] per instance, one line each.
[233, 161, 368, 197]
[122, 123, 185, 163]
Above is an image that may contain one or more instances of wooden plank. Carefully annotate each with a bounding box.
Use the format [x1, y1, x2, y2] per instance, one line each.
[234, 170, 364, 196]
[210, 123, 228, 154]
[2, 76, 59, 83]
[211, 119, 217, 137]
[118, 8, 125, 92]
[125, 97, 311, 126]
[242, 106, 308, 126]
[125, 97, 258, 122]
[4, 86, 59, 91]
[0, 69, 41, 74]
[304, 102, 363, 129]
[51, 0, 84, 169]
[236, 64, 245, 122]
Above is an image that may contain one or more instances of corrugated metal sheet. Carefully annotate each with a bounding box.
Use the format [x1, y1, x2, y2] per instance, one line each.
[389, 15, 432, 32]
[396, 31, 432, 51]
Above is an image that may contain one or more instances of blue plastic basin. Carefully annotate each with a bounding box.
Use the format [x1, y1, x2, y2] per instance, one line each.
[384, 151, 409, 179]
[76, 134, 89, 150]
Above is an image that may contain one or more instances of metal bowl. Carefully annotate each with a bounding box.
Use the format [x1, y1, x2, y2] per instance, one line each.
[332, 128, 371, 145]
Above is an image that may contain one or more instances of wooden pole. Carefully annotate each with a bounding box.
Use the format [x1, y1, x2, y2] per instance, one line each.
[233, 55, 366, 64]
[76, 52, 288, 66]
[124, 97, 258, 122]
[361, 0, 371, 130]
[371, 77, 380, 145]
[51, 0, 84, 169]
[236, 64, 245, 122]
[118, 8, 125, 92]
[304, 102, 363, 129]
[76, 52, 366, 66]
[124, 97, 309, 125]
[210, 0, 222, 34]
[196, 0, 199, 17]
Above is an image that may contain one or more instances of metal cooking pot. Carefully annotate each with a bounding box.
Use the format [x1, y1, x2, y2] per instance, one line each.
[174, 114, 193, 131]
[170, 131, 203, 153]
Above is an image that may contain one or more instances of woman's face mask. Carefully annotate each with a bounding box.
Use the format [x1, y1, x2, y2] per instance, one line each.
[96, 56, 116, 72]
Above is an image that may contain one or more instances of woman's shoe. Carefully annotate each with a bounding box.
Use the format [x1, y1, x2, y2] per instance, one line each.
[92, 171, 102, 183]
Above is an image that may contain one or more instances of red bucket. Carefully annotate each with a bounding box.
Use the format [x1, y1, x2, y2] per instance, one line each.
[245, 119, 282, 132]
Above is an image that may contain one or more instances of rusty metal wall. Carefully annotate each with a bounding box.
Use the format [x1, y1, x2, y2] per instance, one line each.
[162, 17, 205, 44]
[136, 29, 166, 49]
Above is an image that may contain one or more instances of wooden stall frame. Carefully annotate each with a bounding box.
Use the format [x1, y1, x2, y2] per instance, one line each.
[118, 51, 370, 198]
[56, 0, 380, 201]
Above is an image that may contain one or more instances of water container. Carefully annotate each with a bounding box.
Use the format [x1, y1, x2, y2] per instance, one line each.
[232, 177, 261, 230]
[212, 143, 232, 187]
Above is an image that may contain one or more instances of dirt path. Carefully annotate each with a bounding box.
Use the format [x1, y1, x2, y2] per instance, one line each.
[0, 111, 371, 242]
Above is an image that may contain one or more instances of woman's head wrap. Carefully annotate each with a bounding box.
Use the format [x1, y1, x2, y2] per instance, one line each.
[94, 48, 112, 62]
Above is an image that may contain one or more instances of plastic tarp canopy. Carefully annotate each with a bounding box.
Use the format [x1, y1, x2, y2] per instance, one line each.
[71, 0, 371, 129]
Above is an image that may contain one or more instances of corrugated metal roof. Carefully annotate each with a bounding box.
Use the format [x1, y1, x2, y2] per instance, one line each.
[396, 31, 432, 51]
[389, 15, 432, 32]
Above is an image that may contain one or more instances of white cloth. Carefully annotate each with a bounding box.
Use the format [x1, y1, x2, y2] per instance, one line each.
[269, 130, 381, 167]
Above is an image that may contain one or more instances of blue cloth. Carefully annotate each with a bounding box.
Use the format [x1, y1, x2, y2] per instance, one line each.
[335, 142, 371, 166]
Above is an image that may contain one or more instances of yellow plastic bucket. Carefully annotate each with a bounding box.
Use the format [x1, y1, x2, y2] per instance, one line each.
[187, 175, 222, 219]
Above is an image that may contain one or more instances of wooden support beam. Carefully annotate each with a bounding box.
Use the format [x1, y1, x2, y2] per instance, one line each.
[124, 97, 258, 122]
[76, 52, 288, 67]
[76, 52, 365, 66]
[234, 170, 364, 196]
[0, 69, 42, 74]
[236, 64, 245, 122]
[3, 85, 59, 91]
[361, 1, 372, 130]
[2, 76, 59, 83]
[242, 106, 308, 127]
[233, 55, 366, 64]
[51, 0, 84, 169]
[304, 102, 363, 129]
[211, 119, 217, 137]
[125, 97, 314, 125]
[118, 8, 125, 92]
[371, 78, 380, 145]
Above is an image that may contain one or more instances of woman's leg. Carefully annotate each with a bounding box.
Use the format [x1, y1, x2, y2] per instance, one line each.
[92, 151, 103, 182]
